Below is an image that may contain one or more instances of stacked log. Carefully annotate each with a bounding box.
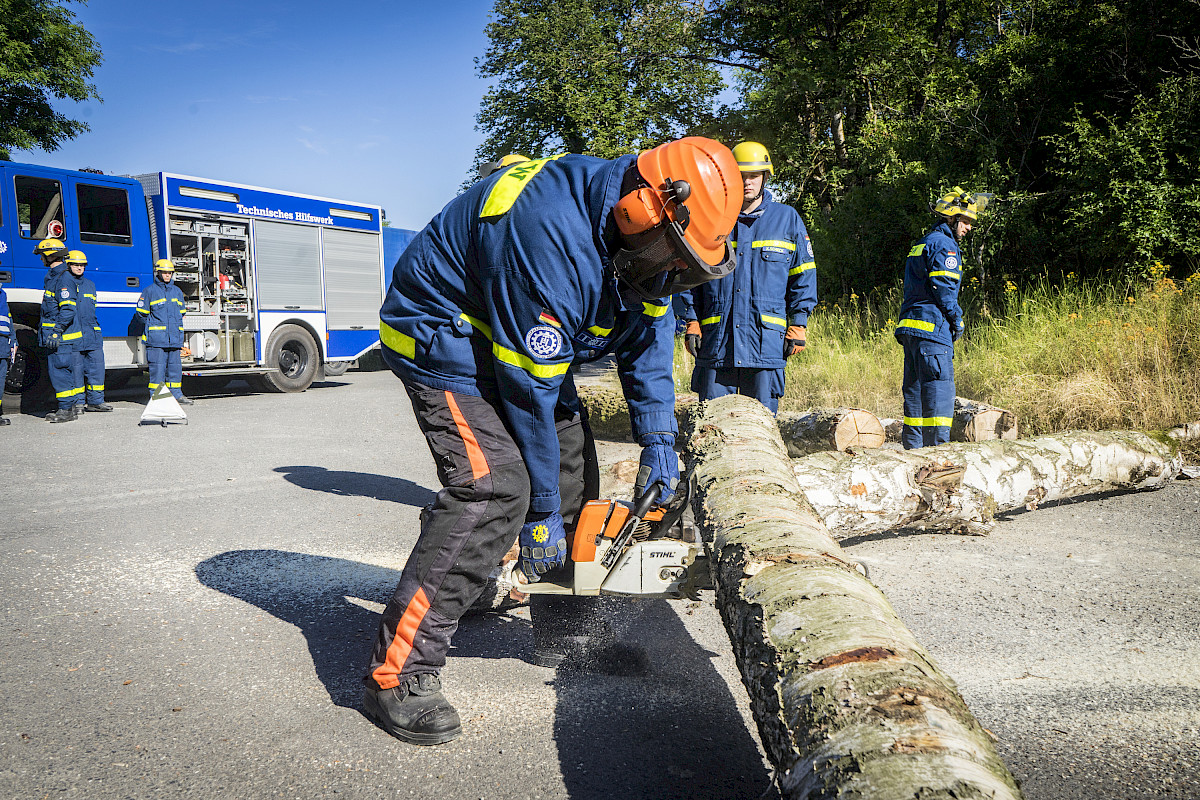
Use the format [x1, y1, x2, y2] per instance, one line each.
[776, 407, 886, 456]
[791, 431, 1182, 538]
[684, 394, 1024, 800]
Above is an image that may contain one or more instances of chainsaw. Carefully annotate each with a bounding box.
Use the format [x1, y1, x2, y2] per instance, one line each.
[505, 479, 712, 600]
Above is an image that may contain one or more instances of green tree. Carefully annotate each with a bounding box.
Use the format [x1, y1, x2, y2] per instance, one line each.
[0, 0, 102, 160]
[473, 0, 723, 171]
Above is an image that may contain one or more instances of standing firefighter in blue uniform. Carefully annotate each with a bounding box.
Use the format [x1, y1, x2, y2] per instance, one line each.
[71, 251, 112, 412]
[366, 137, 741, 746]
[894, 187, 991, 449]
[136, 259, 193, 406]
[44, 250, 87, 422]
[35, 238, 78, 423]
[678, 141, 817, 415]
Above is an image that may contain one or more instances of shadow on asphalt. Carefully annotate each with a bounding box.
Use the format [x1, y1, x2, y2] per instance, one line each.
[272, 465, 437, 507]
[195, 550, 775, 799]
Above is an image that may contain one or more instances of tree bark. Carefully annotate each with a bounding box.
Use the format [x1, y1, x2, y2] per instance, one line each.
[683, 395, 1024, 800]
[777, 407, 886, 456]
[952, 396, 1018, 442]
[791, 431, 1182, 538]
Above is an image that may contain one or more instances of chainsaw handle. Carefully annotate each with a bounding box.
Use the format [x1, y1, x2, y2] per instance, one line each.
[631, 481, 662, 520]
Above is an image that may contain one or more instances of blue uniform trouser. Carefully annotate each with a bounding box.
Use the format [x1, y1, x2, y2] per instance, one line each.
[79, 348, 105, 405]
[691, 365, 785, 415]
[49, 350, 83, 410]
[147, 347, 183, 399]
[900, 336, 955, 450]
[0, 357, 8, 414]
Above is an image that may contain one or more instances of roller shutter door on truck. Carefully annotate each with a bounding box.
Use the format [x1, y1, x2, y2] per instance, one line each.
[253, 220, 322, 310]
[321, 228, 381, 329]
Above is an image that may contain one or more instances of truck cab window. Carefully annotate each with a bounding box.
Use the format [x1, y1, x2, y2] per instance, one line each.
[15, 175, 65, 240]
[78, 183, 133, 245]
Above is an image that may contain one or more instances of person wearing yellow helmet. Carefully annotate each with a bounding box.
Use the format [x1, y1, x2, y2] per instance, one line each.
[135, 259, 192, 406]
[0, 281, 13, 425]
[894, 186, 992, 449]
[64, 251, 113, 413]
[42, 248, 88, 421]
[676, 141, 818, 414]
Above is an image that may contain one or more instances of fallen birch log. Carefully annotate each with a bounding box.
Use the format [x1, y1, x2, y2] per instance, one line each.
[777, 407, 886, 456]
[952, 397, 1018, 442]
[684, 394, 1023, 800]
[792, 430, 1182, 538]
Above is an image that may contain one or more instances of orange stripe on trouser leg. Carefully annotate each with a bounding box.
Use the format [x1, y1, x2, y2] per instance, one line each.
[371, 587, 431, 690]
[445, 391, 490, 480]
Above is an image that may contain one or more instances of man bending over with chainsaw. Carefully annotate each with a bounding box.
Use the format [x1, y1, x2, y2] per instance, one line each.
[365, 137, 742, 745]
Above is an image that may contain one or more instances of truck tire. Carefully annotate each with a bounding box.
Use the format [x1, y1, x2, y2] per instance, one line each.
[259, 324, 319, 392]
[322, 360, 351, 377]
[5, 324, 54, 413]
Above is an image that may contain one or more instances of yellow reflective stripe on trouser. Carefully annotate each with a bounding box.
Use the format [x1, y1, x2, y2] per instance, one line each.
[761, 314, 786, 328]
[700, 315, 721, 326]
[62, 331, 82, 340]
[168, 382, 182, 389]
[897, 318, 935, 332]
[903, 416, 953, 427]
[929, 270, 960, 279]
[87, 384, 104, 391]
[789, 261, 815, 276]
[56, 387, 83, 399]
[379, 320, 416, 359]
[641, 302, 669, 317]
[908, 243, 926, 257]
[480, 154, 567, 217]
[752, 239, 795, 251]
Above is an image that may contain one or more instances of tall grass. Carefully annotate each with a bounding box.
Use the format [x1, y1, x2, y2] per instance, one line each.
[673, 267, 1200, 434]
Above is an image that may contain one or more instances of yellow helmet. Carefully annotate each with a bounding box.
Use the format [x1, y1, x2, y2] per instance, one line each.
[500, 153, 529, 167]
[154, 258, 177, 273]
[478, 153, 531, 179]
[34, 238, 68, 259]
[731, 141, 774, 176]
[933, 186, 993, 221]
[65, 250, 87, 266]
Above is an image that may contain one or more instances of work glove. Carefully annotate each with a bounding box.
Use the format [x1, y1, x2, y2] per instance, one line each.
[516, 511, 568, 584]
[683, 320, 701, 356]
[635, 433, 679, 504]
[785, 325, 807, 357]
[951, 320, 965, 342]
[44, 330, 60, 351]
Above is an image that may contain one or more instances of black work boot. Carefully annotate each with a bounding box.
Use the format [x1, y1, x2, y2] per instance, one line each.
[363, 673, 462, 745]
[0, 416, 9, 426]
[176, 395, 194, 406]
[46, 406, 77, 423]
[85, 402, 114, 412]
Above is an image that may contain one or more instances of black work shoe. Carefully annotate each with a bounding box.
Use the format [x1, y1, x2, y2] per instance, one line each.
[85, 403, 114, 412]
[176, 395, 195, 406]
[47, 407, 77, 423]
[363, 674, 462, 746]
[0, 416, 9, 426]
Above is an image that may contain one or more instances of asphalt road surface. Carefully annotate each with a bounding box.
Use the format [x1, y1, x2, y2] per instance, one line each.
[1, 370, 1196, 799]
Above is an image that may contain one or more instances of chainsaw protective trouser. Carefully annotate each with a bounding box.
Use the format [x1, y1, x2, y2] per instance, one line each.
[366, 377, 598, 690]
[900, 334, 954, 449]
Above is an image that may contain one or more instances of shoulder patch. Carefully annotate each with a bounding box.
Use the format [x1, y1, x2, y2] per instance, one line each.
[524, 325, 562, 359]
[944, 256, 959, 269]
[61, 287, 69, 299]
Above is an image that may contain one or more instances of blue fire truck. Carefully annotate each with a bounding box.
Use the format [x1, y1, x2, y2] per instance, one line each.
[0, 161, 415, 406]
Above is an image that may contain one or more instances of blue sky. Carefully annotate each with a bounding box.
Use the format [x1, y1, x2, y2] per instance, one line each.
[10, 0, 498, 231]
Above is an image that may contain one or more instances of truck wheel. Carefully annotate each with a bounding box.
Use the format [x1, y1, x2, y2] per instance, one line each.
[260, 324, 319, 392]
[6, 324, 54, 413]
[322, 360, 351, 377]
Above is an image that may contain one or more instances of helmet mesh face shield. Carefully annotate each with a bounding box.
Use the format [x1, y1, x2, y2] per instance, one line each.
[612, 218, 736, 300]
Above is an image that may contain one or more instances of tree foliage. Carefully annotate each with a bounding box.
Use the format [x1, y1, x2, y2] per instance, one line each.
[473, 0, 722, 168]
[0, 0, 102, 160]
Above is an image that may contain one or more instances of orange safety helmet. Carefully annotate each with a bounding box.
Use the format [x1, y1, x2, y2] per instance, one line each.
[611, 136, 741, 299]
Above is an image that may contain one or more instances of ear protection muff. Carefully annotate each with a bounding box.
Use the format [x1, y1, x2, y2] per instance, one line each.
[614, 186, 668, 236]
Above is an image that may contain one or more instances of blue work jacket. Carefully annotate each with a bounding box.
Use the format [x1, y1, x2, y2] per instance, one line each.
[39, 264, 69, 347]
[136, 277, 186, 348]
[677, 191, 817, 369]
[48, 271, 85, 353]
[76, 276, 103, 351]
[894, 222, 964, 346]
[379, 153, 677, 516]
[0, 287, 12, 355]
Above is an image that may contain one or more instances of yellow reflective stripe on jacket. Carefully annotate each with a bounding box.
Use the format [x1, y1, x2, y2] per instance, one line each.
[908, 243, 926, 257]
[752, 239, 795, 251]
[760, 314, 786, 328]
[147, 326, 167, 331]
[641, 302, 669, 318]
[700, 315, 721, 326]
[459, 312, 568, 379]
[586, 324, 612, 336]
[84, 293, 96, 299]
[379, 320, 416, 359]
[460, 312, 493, 340]
[929, 270, 961, 279]
[137, 307, 150, 316]
[42, 322, 56, 328]
[59, 299, 76, 307]
[480, 154, 567, 218]
[789, 261, 816, 276]
[62, 331, 82, 340]
[897, 318, 935, 332]
[903, 416, 953, 427]
[150, 297, 166, 306]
